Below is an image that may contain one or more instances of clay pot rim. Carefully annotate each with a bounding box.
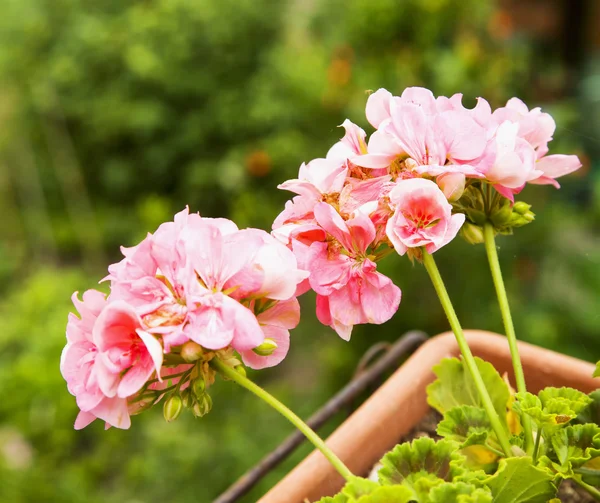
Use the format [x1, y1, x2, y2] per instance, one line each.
[259, 330, 598, 503]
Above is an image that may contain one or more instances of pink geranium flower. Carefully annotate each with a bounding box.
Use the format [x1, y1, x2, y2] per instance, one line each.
[358, 87, 486, 184]
[61, 291, 136, 430]
[308, 202, 401, 340]
[493, 97, 556, 157]
[386, 178, 465, 255]
[108, 209, 307, 354]
[480, 121, 541, 201]
[93, 301, 164, 400]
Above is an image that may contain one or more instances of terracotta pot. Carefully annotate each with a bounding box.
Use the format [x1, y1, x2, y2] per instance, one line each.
[258, 330, 598, 503]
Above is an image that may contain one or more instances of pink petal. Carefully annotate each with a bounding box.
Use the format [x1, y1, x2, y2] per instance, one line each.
[92, 301, 142, 351]
[257, 298, 301, 329]
[493, 184, 517, 202]
[400, 87, 437, 115]
[425, 213, 465, 254]
[74, 410, 96, 430]
[307, 242, 352, 295]
[366, 88, 393, 128]
[136, 330, 164, 375]
[240, 325, 290, 370]
[360, 271, 401, 324]
[277, 179, 322, 199]
[313, 203, 353, 250]
[117, 359, 153, 398]
[92, 396, 131, 429]
[534, 154, 582, 180]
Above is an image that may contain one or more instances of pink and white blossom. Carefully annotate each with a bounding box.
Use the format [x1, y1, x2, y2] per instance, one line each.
[308, 202, 401, 339]
[386, 178, 465, 255]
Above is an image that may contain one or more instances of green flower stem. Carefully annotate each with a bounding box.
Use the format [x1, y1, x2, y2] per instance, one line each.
[532, 428, 542, 464]
[210, 358, 354, 481]
[483, 222, 534, 454]
[422, 250, 513, 457]
[574, 478, 600, 501]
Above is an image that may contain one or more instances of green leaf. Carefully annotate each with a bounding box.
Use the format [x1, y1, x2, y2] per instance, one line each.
[354, 485, 414, 503]
[429, 482, 493, 503]
[594, 362, 600, 378]
[317, 478, 414, 503]
[427, 357, 509, 430]
[437, 405, 493, 448]
[575, 390, 600, 425]
[317, 495, 349, 503]
[513, 388, 591, 434]
[341, 477, 381, 499]
[484, 457, 557, 502]
[539, 387, 592, 416]
[378, 437, 468, 500]
[551, 424, 600, 469]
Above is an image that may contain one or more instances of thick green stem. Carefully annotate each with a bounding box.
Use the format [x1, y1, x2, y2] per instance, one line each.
[422, 250, 513, 457]
[532, 428, 542, 463]
[483, 222, 534, 454]
[210, 358, 354, 481]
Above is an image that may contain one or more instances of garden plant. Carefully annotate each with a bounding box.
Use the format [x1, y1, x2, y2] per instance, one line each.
[60, 87, 599, 502]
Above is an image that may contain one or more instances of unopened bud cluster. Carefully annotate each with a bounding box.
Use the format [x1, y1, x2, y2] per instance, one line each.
[454, 182, 535, 242]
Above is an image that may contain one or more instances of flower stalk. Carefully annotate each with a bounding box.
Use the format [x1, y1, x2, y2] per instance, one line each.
[483, 222, 534, 454]
[210, 358, 354, 481]
[422, 249, 513, 457]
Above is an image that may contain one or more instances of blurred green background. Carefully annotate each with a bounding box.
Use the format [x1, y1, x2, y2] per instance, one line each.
[1, 0, 599, 501]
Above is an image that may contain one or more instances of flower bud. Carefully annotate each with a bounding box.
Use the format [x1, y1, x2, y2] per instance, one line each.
[192, 378, 206, 398]
[235, 365, 247, 378]
[180, 341, 204, 363]
[163, 395, 183, 423]
[252, 338, 278, 357]
[465, 208, 487, 226]
[490, 201, 512, 228]
[508, 210, 535, 228]
[181, 388, 194, 408]
[512, 201, 531, 215]
[192, 393, 213, 418]
[437, 173, 465, 202]
[460, 222, 484, 245]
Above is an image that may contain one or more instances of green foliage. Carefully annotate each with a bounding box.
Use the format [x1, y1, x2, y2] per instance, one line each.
[317, 477, 413, 503]
[437, 405, 493, 448]
[551, 424, 600, 469]
[594, 362, 600, 378]
[513, 388, 592, 434]
[429, 482, 492, 503]
[484, 457, 556, 503]
[378, 437, 472, 500]
[427, 357, 510, 431]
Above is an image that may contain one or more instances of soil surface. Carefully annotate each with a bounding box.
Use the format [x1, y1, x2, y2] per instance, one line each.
[391, 410, 595, 503]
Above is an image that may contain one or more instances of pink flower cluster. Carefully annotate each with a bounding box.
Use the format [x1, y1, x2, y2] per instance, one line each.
[60, 209, 307, 429]
[273, 87, 581, 339]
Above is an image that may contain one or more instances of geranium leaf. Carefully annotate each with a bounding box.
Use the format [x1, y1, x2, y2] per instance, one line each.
[317, 495, 349, 503]
[341, 477, 381, 498]
[354, 485, 415, 503]
[378, 437, 468, 501]
[484, 457, 557, 502]
[539, 387, 592, 417]
[594, 362, 600, 378]
[437, 405, 493, 448]
[513, 388, 590, 434]
[429, 481, 493, 503]
[575, 390, 600, 425]
[551, 424, 600, 469]
[427, 358, 509, 430]
[318, 478, 414, 503]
